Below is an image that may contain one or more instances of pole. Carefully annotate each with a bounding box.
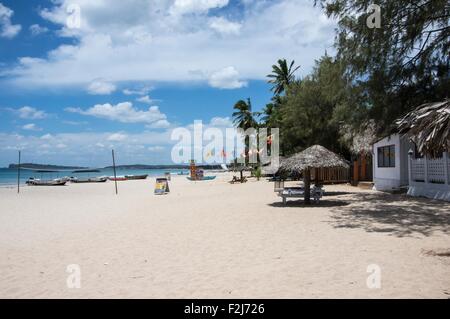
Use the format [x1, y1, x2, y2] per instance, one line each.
[112, 149, 118, 195]
[17, 150, 21, 194]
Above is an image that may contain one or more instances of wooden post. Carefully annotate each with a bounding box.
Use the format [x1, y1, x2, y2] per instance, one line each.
[353, 159, 359, 186]
[443, 152, 449, 185]
[304, 167, 311, 204]
[17, 150, 21, 194]
[112, 149, 118, 195]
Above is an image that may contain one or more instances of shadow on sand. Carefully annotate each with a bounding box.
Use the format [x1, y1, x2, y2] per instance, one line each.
[329, 192, 450, 237]
[269, 199, 350, 208]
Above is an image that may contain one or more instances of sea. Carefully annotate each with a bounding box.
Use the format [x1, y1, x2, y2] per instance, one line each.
[0, 167, 191, 186]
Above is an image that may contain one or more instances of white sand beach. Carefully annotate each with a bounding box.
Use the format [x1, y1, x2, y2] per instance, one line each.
[0, 173, 449, 298]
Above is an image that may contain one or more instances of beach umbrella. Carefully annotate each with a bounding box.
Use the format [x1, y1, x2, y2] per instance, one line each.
[396, 99, 450, 156]
[279, 145, 349, 204]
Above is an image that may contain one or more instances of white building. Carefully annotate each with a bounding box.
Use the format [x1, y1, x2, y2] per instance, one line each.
[372, 133, 450, 202]
[372, 134, 413, 191]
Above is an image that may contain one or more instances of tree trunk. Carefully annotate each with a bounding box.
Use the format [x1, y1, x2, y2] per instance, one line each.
[304, 168, 311, 204]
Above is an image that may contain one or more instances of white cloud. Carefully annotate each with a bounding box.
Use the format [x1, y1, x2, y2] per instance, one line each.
[209, 116, 232, 127]
[87, 78, 116, 95]
[22, 123, 42, 131]
[208, 66, 247, 89]
[16, 106, 48, 119]
[40, 133, 53, 140]
[2, 0, 335, 90]
[123, 86, 153, 96]
[209, 17, 241, 35]
[148, 146, 165, 152]
[146, 119, 171, 129]
[29, 24, 49, 36]
[65, 101, 169, 125]
[170, 0, 229, 15]
[0, 3, 21, 38]
[107, 132, 128, 142]
[136, 95, 154, 104]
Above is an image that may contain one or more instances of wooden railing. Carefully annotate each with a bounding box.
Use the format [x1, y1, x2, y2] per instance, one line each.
[311, 167, 350, 184]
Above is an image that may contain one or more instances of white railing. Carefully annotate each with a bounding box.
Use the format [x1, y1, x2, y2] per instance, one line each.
[409, 152, 449, 185]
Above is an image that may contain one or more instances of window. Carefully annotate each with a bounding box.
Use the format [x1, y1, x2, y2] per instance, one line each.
[377, 145, 395, 167]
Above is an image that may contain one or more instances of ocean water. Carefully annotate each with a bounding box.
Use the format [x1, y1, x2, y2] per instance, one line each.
[0, 168, 190, 185]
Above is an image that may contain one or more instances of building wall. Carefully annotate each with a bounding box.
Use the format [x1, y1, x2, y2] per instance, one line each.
[372, 134, 403, 191]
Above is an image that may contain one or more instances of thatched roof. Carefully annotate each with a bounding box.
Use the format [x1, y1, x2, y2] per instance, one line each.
[280, 145, 349, 172]
[396, 100, 450, 155]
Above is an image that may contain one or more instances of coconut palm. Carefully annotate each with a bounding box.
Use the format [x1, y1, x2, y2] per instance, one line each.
[267, 59, 300, 95]
[232, 98, 258, 130]
[232, 98, 259, 165]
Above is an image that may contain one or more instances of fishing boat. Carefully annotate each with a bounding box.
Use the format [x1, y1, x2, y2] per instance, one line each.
[108, 176, 127, 181]
[125, 174, 148, 180]
[71, 176, 108, 183]
[186, 176, 217, 181]
[26, 178, 67, 186]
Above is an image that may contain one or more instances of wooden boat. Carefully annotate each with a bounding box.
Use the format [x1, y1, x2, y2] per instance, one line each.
[108, 176, 127, 181]
[125, 174, 148, 180]
[186, 176, 217, 181]
[71, 176, 108, 183]
[26, 178, 67, 186]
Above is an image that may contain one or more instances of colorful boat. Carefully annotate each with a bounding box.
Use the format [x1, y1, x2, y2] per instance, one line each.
[71, 176, 108, 183]
[186, 176, 217, 181]
[108, 176, 127, 181]
[125, 174, 148, 180]
[26, 178, 67, 186]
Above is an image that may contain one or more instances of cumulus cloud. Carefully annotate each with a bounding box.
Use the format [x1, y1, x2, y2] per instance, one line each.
[0, 3, 21, 38]
[148, 146, 165, 152]
[208, 66, 247, 89]
[65, 101, 169, 125]
[15, 106, 48, 120]
[107, 132, 128, 142]
[170, 0, 229, 15]
[87, 78, 116, 95]
[209, 116, 232, 127]
[22, 123, 42, 131]
[29, 24, 49, 36]
[2, 0, 335, 89]
[209, 17, 241, 35]
[123, 86, 153, 96]
[136, 95, 155, 104]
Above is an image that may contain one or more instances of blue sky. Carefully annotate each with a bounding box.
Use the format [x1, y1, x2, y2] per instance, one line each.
[0, 0, 335, 166]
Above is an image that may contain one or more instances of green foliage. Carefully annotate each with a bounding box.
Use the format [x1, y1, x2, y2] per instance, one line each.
[279, 55, 351, 156]
[317, 0, 450, 135]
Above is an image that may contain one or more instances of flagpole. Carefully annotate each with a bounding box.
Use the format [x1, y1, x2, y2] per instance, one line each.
[17, 150, 21, 194]
[112, 149, 118, 195]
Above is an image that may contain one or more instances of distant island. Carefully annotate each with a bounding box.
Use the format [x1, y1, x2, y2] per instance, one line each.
[8, 163, 224, 170]
[8, 163, 87, 170]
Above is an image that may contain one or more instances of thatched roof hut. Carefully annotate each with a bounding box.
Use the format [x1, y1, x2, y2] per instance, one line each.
[279, 145, 349, 204]
[280, 145, 349, 172]
[396, 100, 450, 155]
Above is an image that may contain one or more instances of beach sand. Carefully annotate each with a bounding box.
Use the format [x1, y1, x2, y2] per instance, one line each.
[0, 173, 449, 298]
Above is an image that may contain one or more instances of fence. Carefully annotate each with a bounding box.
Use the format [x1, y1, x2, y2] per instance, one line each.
[311, 167, 350, 184]
[410, 152, 449, 185]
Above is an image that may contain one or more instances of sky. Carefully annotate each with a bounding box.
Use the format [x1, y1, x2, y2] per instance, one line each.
[0, 0, 336, 167]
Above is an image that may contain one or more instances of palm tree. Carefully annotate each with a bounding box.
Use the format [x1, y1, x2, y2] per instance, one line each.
[267, 59, 300, 95]
[232, 98, 259, 165]
[232, 98, 258, 130]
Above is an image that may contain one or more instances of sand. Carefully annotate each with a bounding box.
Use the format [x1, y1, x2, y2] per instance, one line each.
[0, 173, 449, 298]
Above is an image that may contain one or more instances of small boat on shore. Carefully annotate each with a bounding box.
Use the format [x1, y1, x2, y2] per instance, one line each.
[125, 174, 148, 180]
[108, 176, 127, 181]
[26, 178, 67, 186]
[186, 176, 217, 181]
[71, 176, 108, 183]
